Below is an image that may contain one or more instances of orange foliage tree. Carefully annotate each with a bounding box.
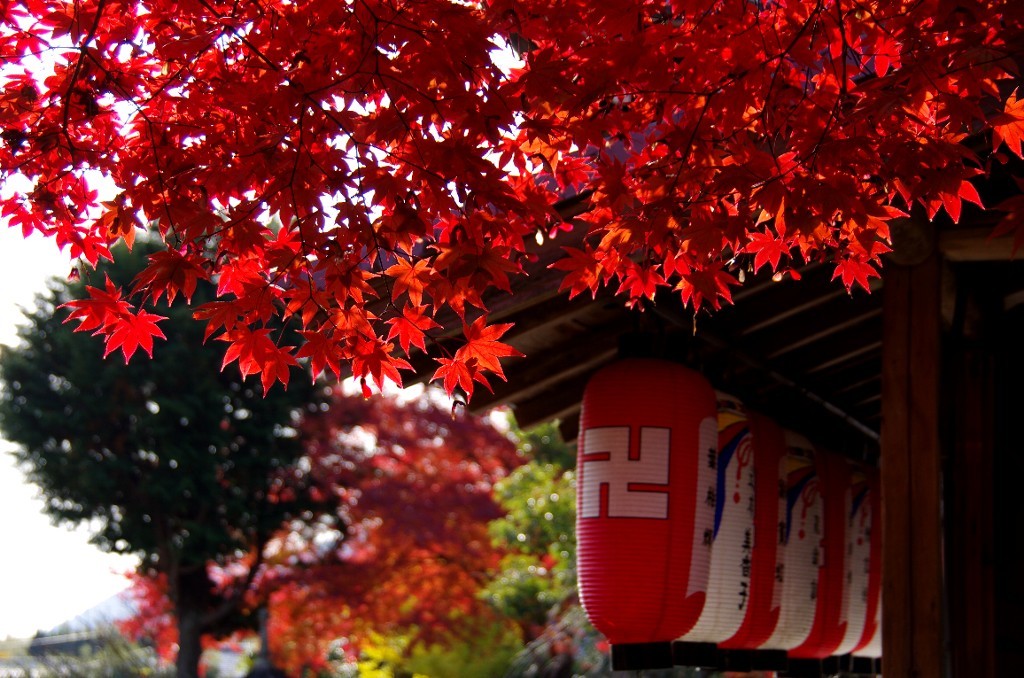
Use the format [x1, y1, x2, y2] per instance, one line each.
[264, 389, 523, 674]
[122, 389, 524, 675]
[4, 1, 1024, 396]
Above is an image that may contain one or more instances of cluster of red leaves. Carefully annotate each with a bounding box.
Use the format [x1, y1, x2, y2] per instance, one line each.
[117, 572, 178, 663]
[3, 0, 1024, 394]
[264, 389, 523, 673]
[118, 389, 523, 672]
[119, 570, 256, 673]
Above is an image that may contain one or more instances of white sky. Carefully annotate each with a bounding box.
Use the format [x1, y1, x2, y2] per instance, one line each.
[0, 227, 137, 640]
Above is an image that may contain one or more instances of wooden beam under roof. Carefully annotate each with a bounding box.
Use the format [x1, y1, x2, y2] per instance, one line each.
[940, 226, 1019, 261]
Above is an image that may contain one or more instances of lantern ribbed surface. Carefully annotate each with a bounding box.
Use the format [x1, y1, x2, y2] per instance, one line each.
[788, 450, 852, 659]
[577, 358, 718, 648]
[853, 468, 882, 658]
[680, 392, 756, 643]
[720, 413, 788, 650]
[761, 431, 822, 650]
[834, 463, 874, 656]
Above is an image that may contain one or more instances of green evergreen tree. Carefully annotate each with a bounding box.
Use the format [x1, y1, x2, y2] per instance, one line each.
[0, 240, 325, 678]
[484, 419, 611, 676]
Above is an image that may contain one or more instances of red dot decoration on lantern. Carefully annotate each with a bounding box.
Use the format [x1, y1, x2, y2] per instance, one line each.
[576, 358, 718, 667]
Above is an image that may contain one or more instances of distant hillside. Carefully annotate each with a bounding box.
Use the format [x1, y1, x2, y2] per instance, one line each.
[48, 590, 136, 634]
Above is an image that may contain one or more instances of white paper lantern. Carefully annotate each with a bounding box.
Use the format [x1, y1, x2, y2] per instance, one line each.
[833, 464, 874, 656]
[852, 468, 882, 659]
[760, 431, 823, 650]
[679, 392, 757, 643]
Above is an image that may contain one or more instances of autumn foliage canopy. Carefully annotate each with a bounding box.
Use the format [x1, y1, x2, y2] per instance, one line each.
[119, 389, 524, 674]
[265, 390, 523, 673]
[3, 0, 1024, 394]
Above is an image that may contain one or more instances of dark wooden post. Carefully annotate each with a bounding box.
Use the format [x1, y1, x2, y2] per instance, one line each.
[946, 342, 996, 677]
[881, 253, 945, 677]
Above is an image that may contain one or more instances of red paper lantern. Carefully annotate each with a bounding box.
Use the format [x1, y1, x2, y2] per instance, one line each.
[577, 358, 718, 668]
[788, 450, 852, 659]
[719, 412, 789, 650]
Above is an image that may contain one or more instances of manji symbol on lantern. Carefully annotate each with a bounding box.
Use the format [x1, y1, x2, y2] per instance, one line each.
[576, 358, 718, 670]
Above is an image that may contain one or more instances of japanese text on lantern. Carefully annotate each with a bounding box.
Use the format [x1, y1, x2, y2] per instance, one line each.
[580, 426, 670, 519]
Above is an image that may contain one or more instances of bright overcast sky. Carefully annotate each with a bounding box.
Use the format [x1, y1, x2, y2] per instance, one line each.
[0, 227, 137, 639]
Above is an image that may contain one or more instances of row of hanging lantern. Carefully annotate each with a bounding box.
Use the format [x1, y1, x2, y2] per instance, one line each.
[576, 359, 882, 672]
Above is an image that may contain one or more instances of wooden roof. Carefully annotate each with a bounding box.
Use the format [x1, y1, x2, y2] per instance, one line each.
[408, 173, 1024, 459]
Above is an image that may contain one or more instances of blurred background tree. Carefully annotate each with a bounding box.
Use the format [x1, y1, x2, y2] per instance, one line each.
[484, 421, 576, 634]
[0, 238, 618, 676]
[0, 239, 328, 678]
[484, 419, 610, 677]
[264, 389, 526, 676]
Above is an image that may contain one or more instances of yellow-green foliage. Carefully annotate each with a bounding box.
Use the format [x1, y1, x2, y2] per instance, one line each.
[356, 622, 521, 678]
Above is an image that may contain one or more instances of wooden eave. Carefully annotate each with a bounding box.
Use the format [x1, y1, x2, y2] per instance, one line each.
[406, 160, 1024, 459]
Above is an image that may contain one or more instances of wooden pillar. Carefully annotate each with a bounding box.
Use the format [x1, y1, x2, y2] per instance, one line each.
[946, 343, 995, 677]
[881, 253, 945, 677]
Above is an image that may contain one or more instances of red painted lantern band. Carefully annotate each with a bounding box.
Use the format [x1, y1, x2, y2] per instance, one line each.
[577, 358, 718, 647]
[720, 413, 788, 650]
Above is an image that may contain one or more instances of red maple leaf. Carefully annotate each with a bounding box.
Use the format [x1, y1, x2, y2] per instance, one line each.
[433, 242, 523, 295]
[193, 301, 241, 341]
[549, 246, 604, 299]
[294, 330, 346, 381]
[95, 196, 138, 250]
[61, 277, 167, 362]
[132, 249, 210, 304]
[675, 266, 739, 311]
[744, 230, 790, 273]
[431, 357, 483, 399]
[219, 327, 298, 392]
[351, 337, 412, 395]
[430, 316, 523, 398]
[103, 309, 168, 362]
[384, 258, 434, 307]
[992, 90, 1024, 158]
[939, 179, 984, 224]
[61, 276, 131, 335]
[386, 304, 440, 355]
[617, 263, 665, 301]
[453, 316, 523, 382]
[832, 257, 880, 292]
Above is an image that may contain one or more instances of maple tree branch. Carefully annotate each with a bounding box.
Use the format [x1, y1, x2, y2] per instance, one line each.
[836, 1, 849, 98]
[201, 537, 267, 629]
[60, 0, 109, 156]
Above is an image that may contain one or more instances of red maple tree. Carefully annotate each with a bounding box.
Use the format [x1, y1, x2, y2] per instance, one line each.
[3, 0, 1024, 393]
[119, 388, 523, 674]
[264, 388, 523, 674]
